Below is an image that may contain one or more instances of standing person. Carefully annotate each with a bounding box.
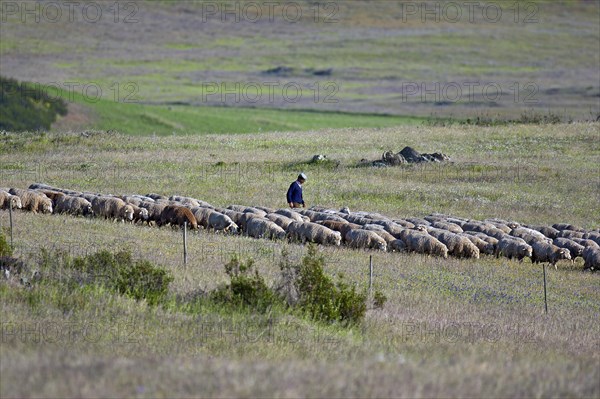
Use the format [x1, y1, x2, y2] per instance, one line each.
[287, 173, 307, 208]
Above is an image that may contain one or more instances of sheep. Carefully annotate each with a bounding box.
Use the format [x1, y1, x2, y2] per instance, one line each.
[28, 183, 82, 197]
[461, 222, 506, 240]
[245, 218, 286, 240]
[403, 217, 430, 227]
[460, 233, 495, 255]
[431, 221, 463, 234]
[146, 193, 168, 201]
[362, 224, 385, 231]
[484, 218, 520, 229]
[295, 209, 319, 221]
[552, 223, 585, 232]
[582, 247, 600, 271]
[389, 239, 407, 252]
[266, 213, 296, 230]
[511, 227, 550, 242]
[495, 236, 533, 261]
[0, 190, 22, 210]
[484, 221, 512, 234]
[425, 227, 480, 259]
[344, 229, 386, 251]
[288, 222, 342, 246]
[526, 225, 560, 240]
[399, 230, 448, 258]
[361, 212, 389, 221]
[36, 190, 65, 204]
[78, 193, 98, 202]
[227, 205, 249, 213]
[92, 196, 133, 221]
[378, 222, 406, 238]
[553, 238, 585, 261]
[159, 205, 198, 229]
[531, 241, 571, 269]
[220, 209, 245, 226]
[341, 215, 372, 225]
[131, 194, 155, 202]
[583, 232, 600, 245]
[315, 220, 360, 241]
[255, 206, 276, 214]
[446, 217, 469, 227]
[130, 204, 149, 223]
[571, 238, 600, 250]
[372, 230, 397, 246]
[191, 207, 215, 229]
[463, 231, 499, 247]
[429, 212, 456, 220]
[169, 195, 201, 208]
[423, 215, 446, 224]
[391, 219, 416, 229]
[238, 212, 265, 231]
[28, 183, 56, 191]
[274, 209, 306, 222]
[556, 230, 585, 239]
[361, 225, 396, 243]
[243, 207, 267, 217]
[140, 201, 168, 224]
[509, 228, 552, 246]
[8, 188, 52, 214]
[54, 195, 93, 217]
[208, 212, 239, 233]
[311, 213, 347, 223]
[120, 195, 143, 206]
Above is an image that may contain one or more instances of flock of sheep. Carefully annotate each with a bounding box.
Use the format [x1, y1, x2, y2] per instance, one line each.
[1, 183, 599, 271]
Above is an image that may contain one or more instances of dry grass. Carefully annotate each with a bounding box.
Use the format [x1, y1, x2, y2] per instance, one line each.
[1, 123, 599, 397]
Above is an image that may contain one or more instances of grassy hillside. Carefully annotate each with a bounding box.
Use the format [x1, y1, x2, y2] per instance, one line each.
[1, 123, 599, 397]
[1, 0, 598, 121]
[49, 87, 428, 135]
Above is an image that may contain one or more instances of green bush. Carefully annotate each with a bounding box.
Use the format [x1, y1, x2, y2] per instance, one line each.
[295, 245, 367, 325]
[373, 290, 387, 309]
[0, 75, 67, 132]
[114, 254, 173, 306]
[211, 256, 281, 312]
[0, 230, 12, 257]
[41, 249, 173, 306]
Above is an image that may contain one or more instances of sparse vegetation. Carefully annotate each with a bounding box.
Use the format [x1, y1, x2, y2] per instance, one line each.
[0, 230, 12, 257]
[208, 245, 376, 325]
[38, 248, 173, 305]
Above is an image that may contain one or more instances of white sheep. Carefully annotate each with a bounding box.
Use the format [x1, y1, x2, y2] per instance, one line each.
[345, 229, 386, 251]
[245, 218, 286, 240]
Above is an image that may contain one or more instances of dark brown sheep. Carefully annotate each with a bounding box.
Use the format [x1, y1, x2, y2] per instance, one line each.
[159, 205, 198, 229]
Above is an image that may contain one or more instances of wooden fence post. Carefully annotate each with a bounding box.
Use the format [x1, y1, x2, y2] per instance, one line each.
[183, 221, 188, 266]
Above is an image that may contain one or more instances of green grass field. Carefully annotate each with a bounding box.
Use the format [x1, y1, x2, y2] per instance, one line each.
[1, 123, 599, 397]
[49, 87, 428, 135]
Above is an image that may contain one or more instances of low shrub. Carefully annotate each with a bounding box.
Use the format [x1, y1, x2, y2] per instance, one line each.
[0, 230, 12, 257]
[211, 256, 282, 312]
[40, 249, 173, 306]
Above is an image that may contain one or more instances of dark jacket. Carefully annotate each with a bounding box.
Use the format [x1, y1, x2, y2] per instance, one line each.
[286, 181, 303, 204]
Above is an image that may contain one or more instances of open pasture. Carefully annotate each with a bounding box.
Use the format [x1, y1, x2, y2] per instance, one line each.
[1, 123, 599, 397]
